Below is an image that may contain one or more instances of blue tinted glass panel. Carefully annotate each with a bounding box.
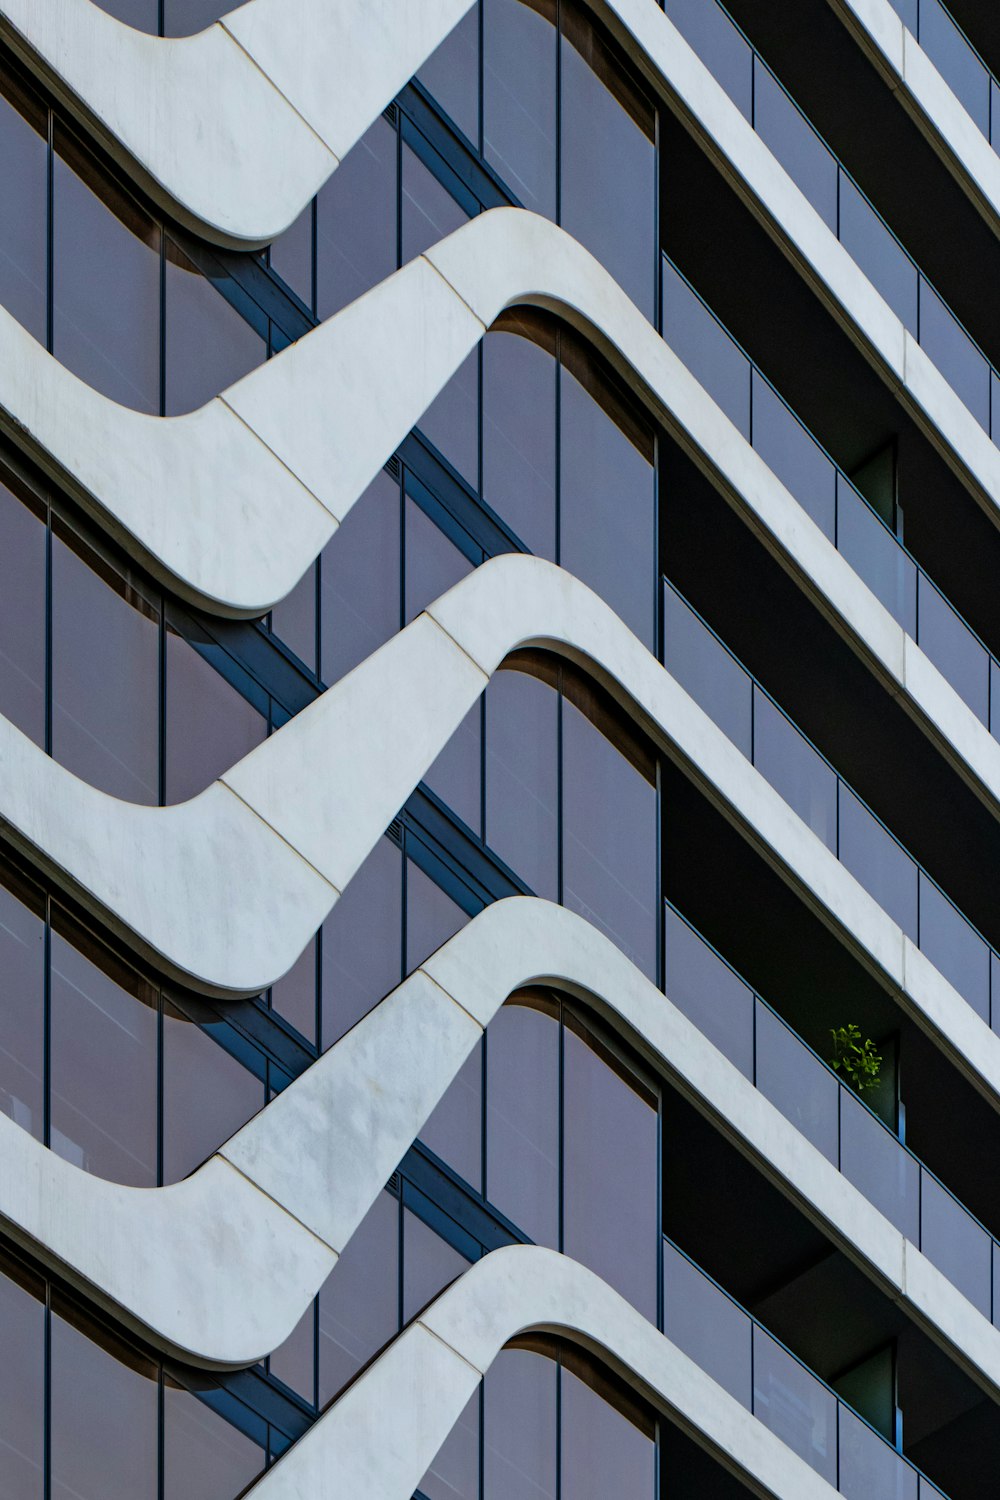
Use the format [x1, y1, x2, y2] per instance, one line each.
[321, 836, 402, 1050]
[484, 1349, 557, 1500]
[918, 872, 989, 1021]
[755, 1000, 838, 1162]
[751, 373, 836, 540]
[401, 141, 470, 268]
[560, 1367, 656, 1500]
[662, 259, 750, 437]
[0, 482, 45, 748]
[96, 0, 158, 25]
[662, 1238, 751, 1404]
[0, 881, 43, 1144]
[919, 280, 990, 429]
[754, 64, 837, 231]
[164, 241, 265, 414]
[163, 0, 228, 32]
[839, 1088, 919, 1240]
[838, 1405, 917, 1500]
[0, 1267, 43, 1499]
[51, 1309, 157, 1500]
[316, 116, 397, 321]
[268, 202, 313, 310]
[163, 1378, 265, 1500]
[753, 1326, 836, 1483]
[838, 786, 919, 941]
[270, 1301, 315, 1402]
[919, 0, 989, 131]
[990, 657, 1000, 742]
[482, 328, 557, 559]
[320, 469, 401, 687]
[0, 86, 47, 342]
[422, 1393, 481, 1500]
[484, 669, 558, 899]
[662, 904, 754, 1077]
[318, 1189, 399, 1405]
[839, 176, 918, 333]
[162, 1000, 263, 1182]
[417, 5, 481, 147]
[483, 0, 557, 218]
[418, 349, 480, 491]
[165, 627, 267, 802]
[920, 1170, 992, 1317]
[662, 0, 753, 119]
[916, 574, 989, 723]
[887, 0, 918, 28]
[663, 582, 752, 757]
[403, 1207, 471, 1323]
[485, 1005, 559, 1247]
[752, 688, 837, 850]
[836, 476, 917, 635]
[993, 78, 1000, 150]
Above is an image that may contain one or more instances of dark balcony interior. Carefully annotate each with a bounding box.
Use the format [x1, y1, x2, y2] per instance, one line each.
[943, 0, 1000, 78]
[659, 107, 1000, 662]
[663, 1088, 1000, 1499]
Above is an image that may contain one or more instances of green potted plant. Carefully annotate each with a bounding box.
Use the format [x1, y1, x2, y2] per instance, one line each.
[829, 1024, 882, 1095]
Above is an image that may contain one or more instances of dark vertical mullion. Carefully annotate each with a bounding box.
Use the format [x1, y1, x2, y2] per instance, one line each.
[45, 108, 54, 357]
[43, 1280, 51, 1500]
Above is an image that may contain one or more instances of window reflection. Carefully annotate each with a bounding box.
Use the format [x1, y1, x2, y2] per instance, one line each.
[485, 1002, 559, 1246]
[164, 238, 265, 414]
[163, 1377, 265, 1500]
[559, 1363, 656, 1499]
[484, 1347, 557, 1500]
[316, 117, 398, 321]
[319, 1189, 399, 1406]
[483, 0, 557, 218]
[0, 479, 45, 748]
[321, 835, 403, 1051]
[319, 468, 401, 688]
[418, 6, 482, 147]
[482, 322, 557, 559]
[164, 620, 267, 802]
[0, 874, 44, 1143]
[484, 666, 558, 899]
[161, 998, 264, 1182]
[0, 77, 47, 343]
[0, 1261, 43, 1499]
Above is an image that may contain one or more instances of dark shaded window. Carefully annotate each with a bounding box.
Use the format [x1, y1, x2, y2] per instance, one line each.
[0, 479, 45, 747]
[483, 0, 557, 217]
[164, 239, 265, 414]
[485, 1001, 559, 1245]
[0, 78, 47, 342]
[0, 1261, 44, 1498]
[0, 873, 44, 1144]
[321, 835, 403, 1050]
[316, 117, 398, 321]
[163, 1377, 265, 1500]
[319, 469, 401, 688]
[318, 1189, 399, 1405]
[165, 622, 267, 802]
[161, 999, 264, 1182]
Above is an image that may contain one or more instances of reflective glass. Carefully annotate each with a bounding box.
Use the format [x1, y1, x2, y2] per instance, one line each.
[918, 872, 989, 1021]
[164, 240, 265, 413]
[483, 0, 557, 217]
[93, 0, 158, 27]
[563, 1024, 658, 1320]
[662, 1238, 751, 1404]
[839, 177, 918, 333]
[403, 1209, 471, 1323]
[484, 669, 558, 898]
[560, 22, 656, 319]
[754, 65, 837, 231]
[418, 5, 481, 146]
[270, 563, 317, 676]
[0, 879, 43, 1143]
[482, 327, 557, 559]
[165, 625, 267, 802]
[268, 202, 313, 311]
[839, 1089, 918, 1240]
[163, 0, 229, 32]
[755, 1001, 839, 1163]
[753, 1326, 836, 1483]
[162, 1000, 264, 1181]
[662, 0, 753, 119]
[270, 1301, 314, 1404]
[52, 139, 160, 412]
[838, 787, 919, 942]
[485, 1004, 559, 1246]
[838, 1404, 917, 1500]
[753, 689, 837, 850]
[920, 0, 989, 132]
[163, 1377, 265, 1499]
[271, 935, 317, 1043]
[662, 904, 754, 1077]
[836, 476, 917, 635]
[920, 1170, 992, 1317]
[663, 582, 753, 756]
[51, 526, 160, 803]
[50, 1306, 158, 1500]
[418, 349, 480, 491]
[401, 142, 470, 267]
[316, 117, 397, 321]
[559, 1367, 655, 1500]
[49, 925, 157, 1185]
[0, 1265, 43, 1499]
[916, 574, 989, 723]
[662, 259, 751, 437]
[484, 1349, 556, 1500]
[318, 1190, 399, 1405]
[559, 364, 656, 647]
[751, 373, 836, 541]
[421, 1391, 480, 1500]
[320, 835, 402, 1050]
[0, 481, 45, 747]
[319, 469, 401, 688]
[887, 0, 918, 27]
[919, 280, 990, 430]
[561, 698, 657, 980]
[0, 84, 47, 342]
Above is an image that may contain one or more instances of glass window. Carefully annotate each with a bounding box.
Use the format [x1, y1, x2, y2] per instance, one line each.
[0, 1263, 44, 1499]
[165, 623, 267, 802]
[752, 689, 837, 851]
[662, 582, 753, 756]
[418, 6, 481, 147]
[916, 575, 989, 724]
[919, 0, 989, 132]
[164, 239, 265, 414]
[920, 1172, 992, 1318]
[271, 935, 317, 1044]
[417, 348, 481, 491]
[559, 361, 656, 648]
[50, 1303, 158, 1500]
[753, 1325, 837, 1484]
[559, 1365, 656, 1500]
[485, 1003, 559, 1245]
[750, 373, 836, 541]
[49, 921, 157, 1185]
[561, 696, 657, 980]
[269, 1301, 315, 1405]
[269, 203, 314, 312]
[402, 1208, 471, 1323]
[162, 0, 229, 35]
[662, 904, 753, 1077]
[563, 1022, 658, 1320]
[316, 117, 398, 322]
[839, 177, 919, 334]
[662, 258, 750, 438]
[270, 563, 318, 676]
[0, 81, 47, 342]
[836, 476, 917, 637]
[754, 67, 837, 232]
[560, 15, 656, 319]
[663, 1238, 751, 1404]
[484, 1348, 556, 1500]
[421, 1392, 481, 1500]
[51, 523, 160, 804]
[163, 1377, 265, 1500]
[318, 1189, 399, 1406]
[0, 875, 44, 1144]
[918, 280, 990, 431]
[320, 835, 403, 1050]
[484, 668, 558, 898]
[918, 872, 989, 1021]
[482, 325, 557, 559]
[663, 0, 753, 119]
[483, 0, 557, 217]
[838, 788, 918, 942]
[839, 1089, 919, 1242]
[319, 468, 401, 688]
[401, 141, 470, 268]
[0, 480, 45, 748]
[162, 1001, 265, 1182]
[837, 1404, 917, 1500]
[754, 1001, 838, 1164]
[52, 132, 160, 412]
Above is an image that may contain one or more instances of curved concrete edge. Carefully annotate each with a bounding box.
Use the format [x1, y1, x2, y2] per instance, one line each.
[0, 0, 472, 247]
[246, 1246, 840, 1500]
[5, 552, 1000, 1104]
[829, 0, 1000, 233]
[9, 897, 1000, 1399]
[7, 210, 1000, 855]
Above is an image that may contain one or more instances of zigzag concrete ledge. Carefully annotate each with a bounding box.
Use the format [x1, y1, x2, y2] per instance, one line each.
[3, 897, 999, 1404]
[244, 1246, 845, 1500]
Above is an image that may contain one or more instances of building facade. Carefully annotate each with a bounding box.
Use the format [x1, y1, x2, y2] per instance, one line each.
[0, 0, 1000, 1495]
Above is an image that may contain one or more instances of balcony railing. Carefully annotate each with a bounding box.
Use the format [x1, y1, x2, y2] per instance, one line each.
[888, 0, 1000, 153]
